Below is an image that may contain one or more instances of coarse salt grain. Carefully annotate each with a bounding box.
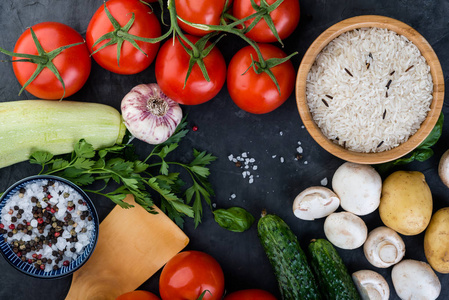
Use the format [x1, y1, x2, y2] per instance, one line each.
[321, 177, 328, 186]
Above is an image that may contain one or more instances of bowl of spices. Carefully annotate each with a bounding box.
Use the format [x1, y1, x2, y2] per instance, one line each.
[0, 175, 99, 279]
[296, 15, 444, 164]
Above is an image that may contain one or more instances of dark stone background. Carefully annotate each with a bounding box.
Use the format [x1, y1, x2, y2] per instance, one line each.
[0, 0, 448, 299]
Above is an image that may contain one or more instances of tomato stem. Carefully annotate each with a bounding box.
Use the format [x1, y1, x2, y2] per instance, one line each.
[0, 26, 85, 100]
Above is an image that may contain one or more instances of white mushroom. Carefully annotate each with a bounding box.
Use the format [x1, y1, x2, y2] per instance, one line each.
[332, 162, 382, 216]
[363, 226, 405, 268]
[438, 149, 449, 188]
[352, 270, 390, 300]
[391, 259, 441, 300]
[292, 187, 340, 220]
[323, 211, 367, 250]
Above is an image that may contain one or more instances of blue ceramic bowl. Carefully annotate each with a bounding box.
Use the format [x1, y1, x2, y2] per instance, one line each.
[0, 175, 99, 279]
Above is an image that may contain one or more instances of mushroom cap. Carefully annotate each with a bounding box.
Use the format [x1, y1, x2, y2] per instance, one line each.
[324, 211, 367, 250]
[292, 186, 340, 221]
[392, 259, 441, 300]
[332, 162, 382, 216]
[352, 270, 390, 300]
[364, 226, 405, 268]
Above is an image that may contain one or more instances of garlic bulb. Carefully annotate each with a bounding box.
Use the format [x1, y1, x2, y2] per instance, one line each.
[121, 83, 183, 145]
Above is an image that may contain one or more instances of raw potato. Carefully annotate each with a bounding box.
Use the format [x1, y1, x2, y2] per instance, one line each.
[439, 149, 449, 188]
[363, 226, 405, 268]
[324, 212, 367, 250]
[424, 207, 449, 273]
[391, 259, 441, 300]
[352, 270, 389, 300]
[332, 162, 382, 216]
[379, 171, 432, 236]
[292, 186, 340, 220]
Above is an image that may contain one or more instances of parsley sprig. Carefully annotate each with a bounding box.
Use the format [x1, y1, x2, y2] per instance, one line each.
[29, 118, 216, 228]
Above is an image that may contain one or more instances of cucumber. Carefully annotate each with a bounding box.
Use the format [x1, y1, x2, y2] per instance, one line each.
[308, 239, 361, 300]
[0, 100, 126, 169]
[257, 213, 321, 300]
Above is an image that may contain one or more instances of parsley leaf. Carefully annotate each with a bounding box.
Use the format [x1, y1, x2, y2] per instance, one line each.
[26, 118, 217, 228]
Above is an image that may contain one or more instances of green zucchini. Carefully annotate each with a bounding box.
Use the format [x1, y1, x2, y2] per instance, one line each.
[308, 239, 361, 300]
[257, 212, 321, 300]
[0, 100, 126, 169]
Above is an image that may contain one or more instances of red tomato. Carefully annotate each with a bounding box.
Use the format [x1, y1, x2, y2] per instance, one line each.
[11, 22, 91, 99]
[224, 289, 278, 300]
[232, 0, 300, 43]
[227, 43, 295, 114]
[155, 35, 226, 105]
[86, 0, 161, 74]
[175, 0, 230, 36]
[116, 290, 160, 300]
[159, 251, 225, 300]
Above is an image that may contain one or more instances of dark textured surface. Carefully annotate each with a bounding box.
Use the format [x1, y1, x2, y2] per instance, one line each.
[0, 0, 448, 299]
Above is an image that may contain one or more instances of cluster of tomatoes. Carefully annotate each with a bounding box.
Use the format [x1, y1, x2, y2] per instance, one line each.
[3, 0, 300, 114]
[116, 250, 278, 300]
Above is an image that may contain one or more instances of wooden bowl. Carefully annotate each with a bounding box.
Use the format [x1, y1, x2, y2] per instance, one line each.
[295, 15, 444, 164]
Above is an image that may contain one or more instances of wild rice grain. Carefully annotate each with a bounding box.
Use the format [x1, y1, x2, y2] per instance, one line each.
[344, 68, 353, 77]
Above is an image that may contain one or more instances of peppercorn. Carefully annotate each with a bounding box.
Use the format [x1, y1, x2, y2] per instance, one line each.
[31, 197, 37, 203]
[63, 260, 70, 267]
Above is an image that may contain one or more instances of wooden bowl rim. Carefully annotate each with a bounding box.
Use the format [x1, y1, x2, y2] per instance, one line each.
[295, 15, 444, 164]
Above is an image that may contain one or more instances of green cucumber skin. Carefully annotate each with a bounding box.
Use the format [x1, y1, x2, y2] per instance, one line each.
[308, 239, 361, 300]
[258, 214, 322, 300]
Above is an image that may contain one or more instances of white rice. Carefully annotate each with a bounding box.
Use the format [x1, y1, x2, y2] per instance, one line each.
[306, 27, 433, 153]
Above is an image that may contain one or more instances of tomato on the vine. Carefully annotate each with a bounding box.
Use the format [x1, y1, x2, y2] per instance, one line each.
[159, 251, 225, 300]
[116, 290, 160, 300]
[175, 0, 231, 36]
[8, 22, 91, 100]
[227, 43, 295, 114]
[232, 0, 300, 43]
[224, 289, 278, 300]
[155, 34, 226, 105]
[86, 0, 161, 74]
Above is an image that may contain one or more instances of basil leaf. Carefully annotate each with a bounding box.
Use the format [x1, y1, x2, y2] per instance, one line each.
[213, 207, 255, 232]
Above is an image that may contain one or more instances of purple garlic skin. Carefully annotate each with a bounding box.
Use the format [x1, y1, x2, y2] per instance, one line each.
[121, 83, 183, 145]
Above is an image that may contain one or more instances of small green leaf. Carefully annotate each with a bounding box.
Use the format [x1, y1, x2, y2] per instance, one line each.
[190, 165, 210, 177]
[72, 157, 95, 170]
[30, 151, 54, 165]
[74, 139, 96, 158]
[213, 207, 255, 232]
[51, 158, 70, 170]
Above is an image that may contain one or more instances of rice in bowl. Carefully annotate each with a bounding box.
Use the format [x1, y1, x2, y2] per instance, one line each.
[306, 27, 433, 153]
